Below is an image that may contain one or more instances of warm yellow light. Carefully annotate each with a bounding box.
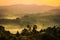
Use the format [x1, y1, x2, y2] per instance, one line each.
[5, 17, 16, 19]
[36, 0, 60, 6]
[0, 0, 60, 6]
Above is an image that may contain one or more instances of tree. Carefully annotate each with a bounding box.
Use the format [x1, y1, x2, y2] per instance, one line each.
[27, 25, 31, 32]
[21, 29, 29, 36]
[16, 31, 20, 37]
[32, 25, 38, 34]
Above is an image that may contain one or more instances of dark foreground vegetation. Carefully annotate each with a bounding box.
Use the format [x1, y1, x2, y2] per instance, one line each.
[0, 25, 60, 40]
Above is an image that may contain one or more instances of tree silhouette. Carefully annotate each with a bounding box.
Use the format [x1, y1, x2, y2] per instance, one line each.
[0, 25, 60, 40]
[16, 31, 20, 37]
[21, 28, 29, 36]
[27, 25, 31, 32]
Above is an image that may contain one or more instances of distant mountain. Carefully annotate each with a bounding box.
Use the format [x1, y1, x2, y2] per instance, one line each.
[50, 9, 60, 13]
[0, 4, 55, 13]
[19, 8, 60, 27]
[0, 8, 60, 27]
[0, 4, 57, 18]
[0, 4, 60, 28]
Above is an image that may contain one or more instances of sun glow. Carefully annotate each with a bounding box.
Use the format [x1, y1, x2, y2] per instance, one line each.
[0, 0, 60, 6]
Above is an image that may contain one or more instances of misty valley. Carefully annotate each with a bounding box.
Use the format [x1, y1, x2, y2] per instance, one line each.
[0, 5, 60, 40]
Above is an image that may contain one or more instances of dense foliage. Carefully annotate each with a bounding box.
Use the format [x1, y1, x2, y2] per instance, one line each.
[0, 25, 60, 40]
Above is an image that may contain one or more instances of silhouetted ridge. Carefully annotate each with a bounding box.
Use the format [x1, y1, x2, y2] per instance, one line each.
[0, 25, 60, 40]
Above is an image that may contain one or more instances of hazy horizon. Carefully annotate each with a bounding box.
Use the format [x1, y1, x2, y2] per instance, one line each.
[0, 0, 60, 6]
[0, 0, 60, 34]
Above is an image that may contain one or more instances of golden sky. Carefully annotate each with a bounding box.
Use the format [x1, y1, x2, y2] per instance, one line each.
[0, 0, 60, 6]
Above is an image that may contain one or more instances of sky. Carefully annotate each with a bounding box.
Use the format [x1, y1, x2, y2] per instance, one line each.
[0, 0, 60, 6]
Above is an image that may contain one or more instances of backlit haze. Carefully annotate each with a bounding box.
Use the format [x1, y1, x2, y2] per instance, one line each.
[0, 0, 60, 34]
[0, 0, 60, 6]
